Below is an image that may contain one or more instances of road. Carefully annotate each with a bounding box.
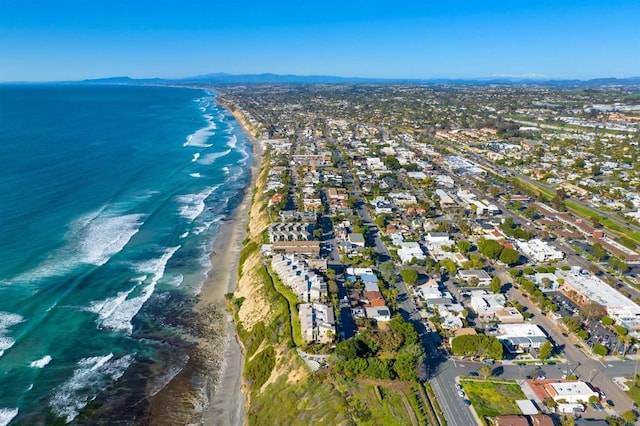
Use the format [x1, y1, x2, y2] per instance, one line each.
[464, 149, 640, 236]
[320, 212, 357, 339]
[348, 155, 635, 423]
[430, 361, 478, 426]
[352, 195, 481, 425]
[500, 272, 635, 414]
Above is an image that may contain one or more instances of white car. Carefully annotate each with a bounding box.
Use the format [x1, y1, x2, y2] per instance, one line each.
[458, 390, 465, 398]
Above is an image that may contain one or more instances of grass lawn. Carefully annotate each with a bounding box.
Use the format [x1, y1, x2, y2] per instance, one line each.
[461, 380, 525, 423]
[626, 380, 640, 406]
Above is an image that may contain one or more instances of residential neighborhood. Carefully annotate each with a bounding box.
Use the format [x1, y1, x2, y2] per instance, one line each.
[220, 82, 640, 426]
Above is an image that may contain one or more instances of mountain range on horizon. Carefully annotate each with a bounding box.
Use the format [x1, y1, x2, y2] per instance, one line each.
[83, 73, 640, 87]
[5, 73, 640, 86]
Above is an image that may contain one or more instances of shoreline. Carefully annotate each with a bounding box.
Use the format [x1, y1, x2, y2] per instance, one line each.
[140, 91, 262, 426]
[196, 98, 263, 425]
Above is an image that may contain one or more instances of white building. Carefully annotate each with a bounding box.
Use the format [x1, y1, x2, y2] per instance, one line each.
[457, 269, 492, 286]
[546, 381, 598, 404]
[397, 242, 426, 264]
[299, 303, 335, 344]
[365, 306, 391, 322]
[271, 254, 327, 302]
[469, 290, 507, 318]
[497, 323, 548, 353]
[557, 269, 640, 333]
[515, 239, 564, 263]
[534, 273, 560, 291]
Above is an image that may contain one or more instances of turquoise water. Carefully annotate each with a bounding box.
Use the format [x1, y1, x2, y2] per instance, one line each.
[0, 84, 251, 423]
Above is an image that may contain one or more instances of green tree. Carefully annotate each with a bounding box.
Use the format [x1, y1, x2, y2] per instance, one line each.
[622, 410, 638, 424]
[365, 358, 392, 380]
[499, 248, 520, 265]
[400, 269, 418, 286]
[457, 240, 471, 254]
[479, 364, 493, 381]
[442, 259, 458, 276]
[375, 214, 388, 228]
[601, 316, 614, 326]
[593, 344, 609, 356]
[383, 155, 401, 170]
[580, 302, 606, 321]
[462, 254, 484, 269]
[336, 337, 372, 361]
[477, 239, 503, 259]
[523, 206, 537, 219]
[451, 335, 503, 359]
[489, 276, 502, 294]
[562, 317, 583, 334]
[538, 341, 553, 360]
[591, 242, 607, 261]
[615, 325, 629, 336]
[379, 261, 397, 283]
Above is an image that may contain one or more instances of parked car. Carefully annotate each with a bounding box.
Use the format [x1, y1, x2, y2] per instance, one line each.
[458, 390, 465, 398]
[463, 399, 471, 406]
[455, 383, 463, 391]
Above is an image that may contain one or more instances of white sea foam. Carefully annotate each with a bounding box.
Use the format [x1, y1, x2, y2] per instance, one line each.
[179, 231, 189, 238]
[50, 353, 134, 423]
[189, 172, 201, 178]
[0, 312, 24, 358]
[166, 273, 184, 287]
[191, 153, 201, 163]
[10, 208, 144, 284]
[30, 355, 52, 368]
[88, 246, 180, 333]
[75, 212, 145, 266]
[192, 226, 206, 236]
[0, 408, 18, 426]
[222, 166, 230, 174]
[226, 134, 237, 148]
[184, 117, 216, 147]
[197, 149, 231, 165]
[176, 186, 219, 220]
[192, 215, 223, 236]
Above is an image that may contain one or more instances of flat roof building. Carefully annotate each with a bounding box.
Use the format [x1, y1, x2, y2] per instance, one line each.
[497, 323, 547, 353]
[545, 381, 598, 404]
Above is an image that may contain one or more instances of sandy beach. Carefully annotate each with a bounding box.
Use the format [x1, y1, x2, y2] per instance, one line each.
[197, 105, 263, 426]
[139, 99, 263, 426]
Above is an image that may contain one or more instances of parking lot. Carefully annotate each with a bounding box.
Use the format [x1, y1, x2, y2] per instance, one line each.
[549, 292, 634, 355]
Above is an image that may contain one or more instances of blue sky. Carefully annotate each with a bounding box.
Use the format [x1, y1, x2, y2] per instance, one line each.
[0, 0, 638, 81]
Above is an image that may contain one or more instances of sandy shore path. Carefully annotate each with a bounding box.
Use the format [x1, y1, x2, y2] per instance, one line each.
[197, 107, 263, 426]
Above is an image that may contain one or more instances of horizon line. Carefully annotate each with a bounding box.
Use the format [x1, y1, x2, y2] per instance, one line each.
[1, 72, 639, 85]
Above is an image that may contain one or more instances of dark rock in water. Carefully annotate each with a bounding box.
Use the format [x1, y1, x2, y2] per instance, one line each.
[77, 300, 228, 425]
[71, 290, 212, 424]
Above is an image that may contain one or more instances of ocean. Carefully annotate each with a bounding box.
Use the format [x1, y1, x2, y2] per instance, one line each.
[0, 84, 251, 424]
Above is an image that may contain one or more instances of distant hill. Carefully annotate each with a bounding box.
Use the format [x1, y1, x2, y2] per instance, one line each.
[80, 76, 165, 84]
[74, 73, 640, 87]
